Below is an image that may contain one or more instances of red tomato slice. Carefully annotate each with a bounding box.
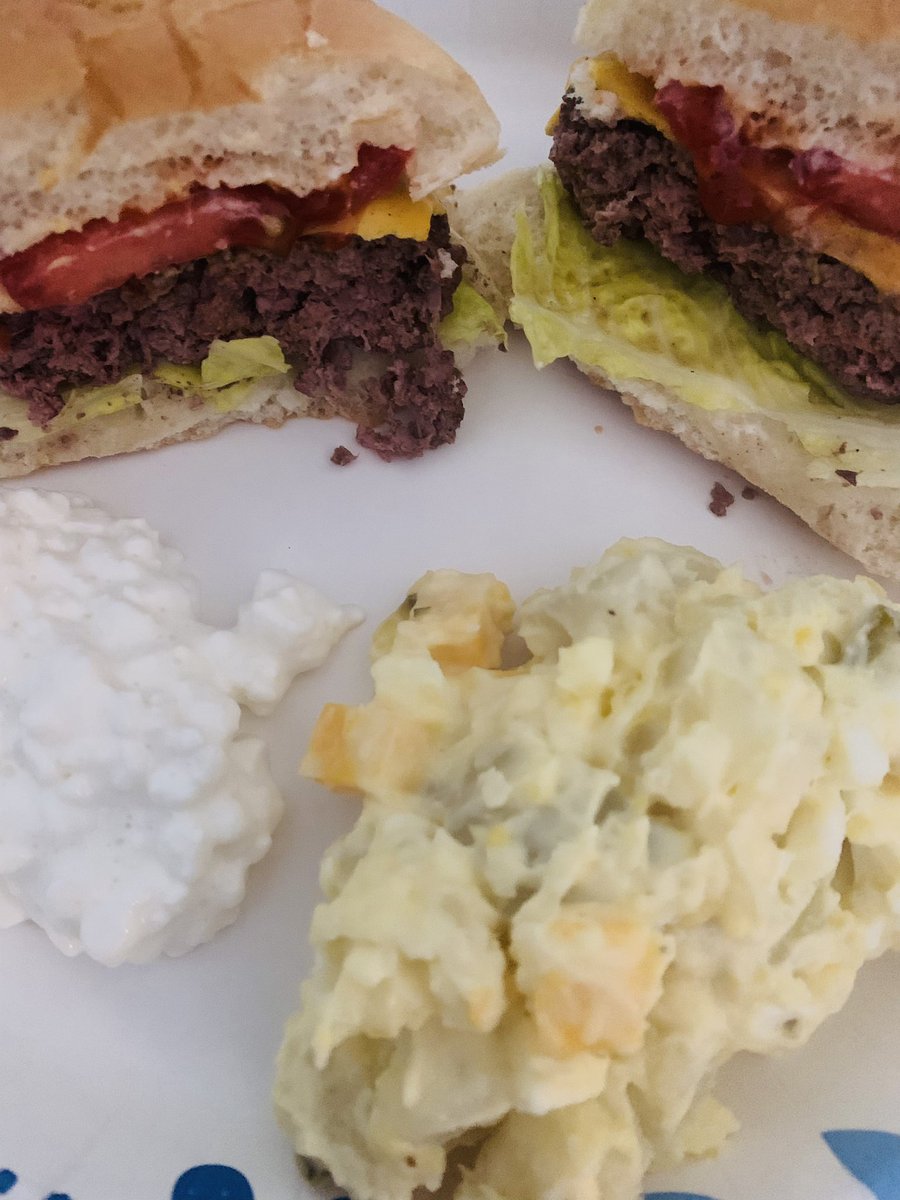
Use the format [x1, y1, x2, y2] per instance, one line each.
[791, 149, 900, 240]
[345, 144, 412, 210]
[655, 81, 900, 241]
[655, 82, 773, 225]
[0, 144, 411, 312]
[0, 188, 298, 311]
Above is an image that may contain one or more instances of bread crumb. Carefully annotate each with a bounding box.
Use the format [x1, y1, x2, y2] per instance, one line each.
[836, 469, 858, 486]
[709, 482, 735, 517]
[331, 445, 357, 467]
[594, 424, 604, 434]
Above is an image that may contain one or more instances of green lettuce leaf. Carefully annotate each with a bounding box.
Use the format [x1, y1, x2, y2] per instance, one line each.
[0, 375, 147, 445]
[510, 169, 900, 486]
[153, 363, 203, 391]
[62, 374, 145, 422]
[154, 335, 291, 413]
[440, 280, 507, 353]
[200, 336, 289, 388]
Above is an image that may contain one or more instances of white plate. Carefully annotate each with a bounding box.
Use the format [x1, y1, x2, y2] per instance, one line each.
[1, 4, 897, 1200]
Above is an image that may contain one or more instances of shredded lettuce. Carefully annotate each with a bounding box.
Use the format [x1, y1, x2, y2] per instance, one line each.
[200, 336, 289, 388]
[153, 335, 291, 413]
[153, 363, 203, 391]
[62, 374, 145, 423]
[511, 169, 900, 486]
[0, 375, 147, 444]
[440, 280, 507, 354]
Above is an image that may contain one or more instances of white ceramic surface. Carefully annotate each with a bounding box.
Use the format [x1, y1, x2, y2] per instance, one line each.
[1, 4, 896, 1200]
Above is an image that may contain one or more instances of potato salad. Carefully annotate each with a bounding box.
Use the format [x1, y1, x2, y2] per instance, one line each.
[276, 539, 900, 1200]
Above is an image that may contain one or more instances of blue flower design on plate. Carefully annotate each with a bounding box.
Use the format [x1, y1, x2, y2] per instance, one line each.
[645, 1193, 718, 1199]
[0, 1164, 256, 1200]
[0, 1179, 71, 1200]
[0, 1168, 723, 1200]
[171, 1165, 254, 1199]
[0, 1132, 896, 1200]
[824, 1130, 900, 1198]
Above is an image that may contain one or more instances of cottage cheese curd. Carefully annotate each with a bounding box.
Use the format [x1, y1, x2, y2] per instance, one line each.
[276, 540, 900, 1200]
[0, 488, 361, 966]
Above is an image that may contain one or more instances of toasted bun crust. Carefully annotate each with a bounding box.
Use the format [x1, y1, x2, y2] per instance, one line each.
[575, 0, 899, 169]
[452, 166, 900, 581]
[0, 0, 500, 258]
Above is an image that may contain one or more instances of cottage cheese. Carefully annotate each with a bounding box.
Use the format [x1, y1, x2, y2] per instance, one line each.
[0, 488, 361, 966]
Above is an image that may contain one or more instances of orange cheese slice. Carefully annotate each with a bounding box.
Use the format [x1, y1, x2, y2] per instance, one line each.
[311, 188, 437, 242]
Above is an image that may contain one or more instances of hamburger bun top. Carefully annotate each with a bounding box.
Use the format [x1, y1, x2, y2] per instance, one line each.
[576, 0, 899, 169]
[738, 0, 897, 45]
[0, 0, 501, 257]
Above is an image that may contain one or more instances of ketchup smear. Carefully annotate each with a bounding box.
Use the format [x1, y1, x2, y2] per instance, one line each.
[0, 144, 411, 312]
[655, 82, 900, 240]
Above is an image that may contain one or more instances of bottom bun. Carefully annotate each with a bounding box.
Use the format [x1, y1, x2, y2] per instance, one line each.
[578, 364, 900, 582]
[0, 376, 323, 479]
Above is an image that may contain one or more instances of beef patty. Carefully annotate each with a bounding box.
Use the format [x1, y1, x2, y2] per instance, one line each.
[551, 95, 900, 404]
[0, 216, 465, 460]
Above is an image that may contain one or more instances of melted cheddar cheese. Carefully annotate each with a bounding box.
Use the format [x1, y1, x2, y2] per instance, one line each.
[589, 54, 673, 138]
[311, 188, 437, 242]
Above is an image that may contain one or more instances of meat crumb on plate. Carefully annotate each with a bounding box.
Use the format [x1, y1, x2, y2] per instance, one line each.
[708, 480, 735, 516]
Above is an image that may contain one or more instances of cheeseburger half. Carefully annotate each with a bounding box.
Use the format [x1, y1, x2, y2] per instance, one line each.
[473, 0, 899, 577]
[0, 0, 501, 474]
